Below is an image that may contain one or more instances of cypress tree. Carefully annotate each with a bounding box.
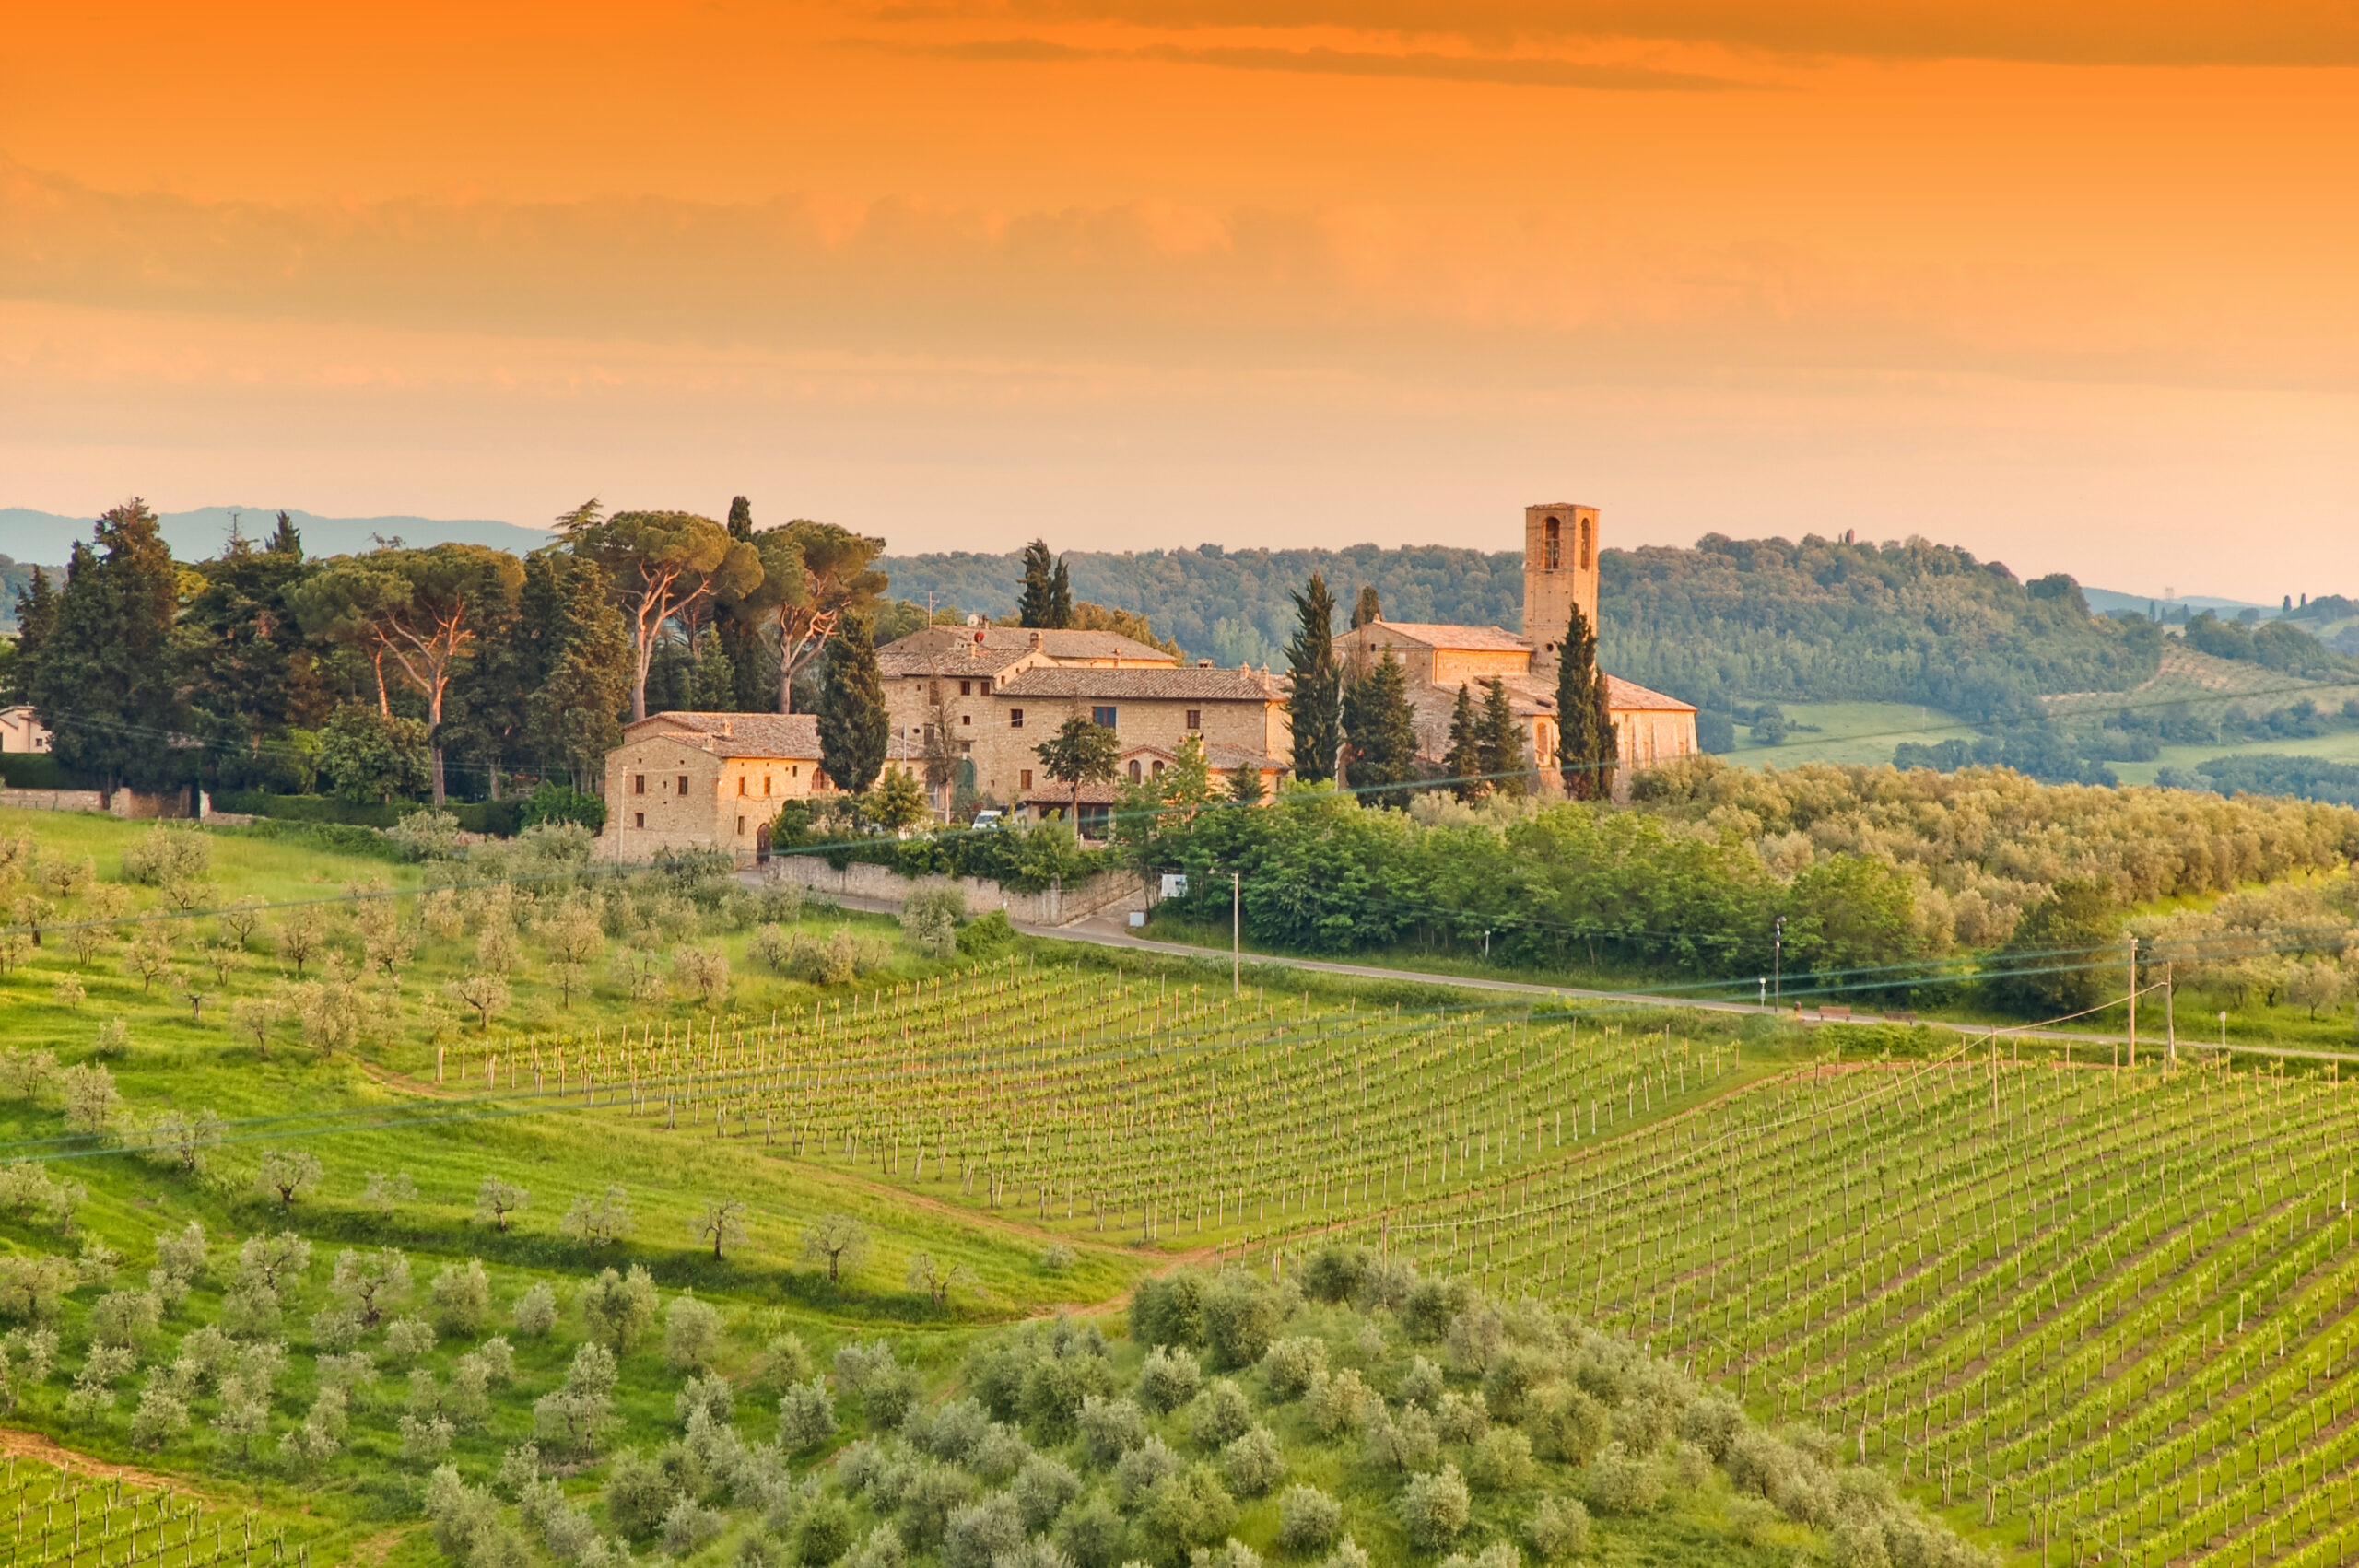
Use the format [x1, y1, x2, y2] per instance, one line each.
[1477, 676, 1527, 798]
[30, 499, 183, 794]
[519, 552, 633, 790]
[1443, 684, 1484, 801]
[718, 496, 780, 710]
[1017, 540, 1074, 629]
[6, 568, 58, 706]
[1554, 602, 1617, 801]
[265, 509, 303, 556]
[1350, 585, 1382, 629]
[1285, 573, 1343, 783]
[816, 606, 889, 795]
[1343, 650, 1419, 810]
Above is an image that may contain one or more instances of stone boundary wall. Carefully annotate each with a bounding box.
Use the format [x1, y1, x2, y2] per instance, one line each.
[762, 853, 1149, 927]
[0, 788, 106, 813]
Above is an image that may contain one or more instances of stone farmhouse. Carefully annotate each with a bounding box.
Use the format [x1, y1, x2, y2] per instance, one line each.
[596, 711, 827, 860]
[593, 502, 1694, 856]
[875, 626, 1289, 833]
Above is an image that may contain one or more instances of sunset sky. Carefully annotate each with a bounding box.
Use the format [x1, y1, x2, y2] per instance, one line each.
[3, 2, 2354, 596]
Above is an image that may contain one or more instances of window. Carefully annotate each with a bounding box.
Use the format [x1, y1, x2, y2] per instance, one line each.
[1185, 709, 1202, 730]
[1128, 760, 1142, 782]
[960, 742, 972, 754]
[736, 816, 746, 836]
[633, 812, 645, 829]
[1543, 516, 1562, 569]
[677, 774, 689, 795]
[736, 777, 746, 796]
[1579, 516, 1591, 569]
[960, 713, 971, 725]
[633, 775, 646, 795]
[1092, 706, 1118, 728]
[959, 680, 972, 696]
[1010, 708, 1025, 729]
[1152, 760, 1166, 778]
[763, 774, 772, 796]
[1020, 768, 1034, 790]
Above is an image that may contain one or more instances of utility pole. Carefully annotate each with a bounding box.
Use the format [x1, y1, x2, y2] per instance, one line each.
[1773, 916, 1785, 1008]
[1231, 872, 1241, 997]
[2127, 936, 2138, 1071]
[2165, 962, 2176, 1064]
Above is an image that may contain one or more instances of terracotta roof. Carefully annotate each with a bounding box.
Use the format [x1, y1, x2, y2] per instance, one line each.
[1602, 675, 1697, 713]
[1355, 620, 1533, 654]
[877, 624, 1177, 675]
[995, 666, 1283, 701]
[623, 712, 824, 759]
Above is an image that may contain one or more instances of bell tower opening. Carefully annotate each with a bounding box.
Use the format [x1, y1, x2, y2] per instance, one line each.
[1523, 501, 1600, 676]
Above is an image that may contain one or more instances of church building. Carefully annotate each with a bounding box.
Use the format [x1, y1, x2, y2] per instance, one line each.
[1340, 504, 1698, 785]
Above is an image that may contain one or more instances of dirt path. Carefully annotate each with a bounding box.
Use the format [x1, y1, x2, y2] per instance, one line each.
[0, 1426, 207, 1493]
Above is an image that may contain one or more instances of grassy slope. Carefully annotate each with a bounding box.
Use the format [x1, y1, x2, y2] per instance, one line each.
[1722, 703, 1967, 770]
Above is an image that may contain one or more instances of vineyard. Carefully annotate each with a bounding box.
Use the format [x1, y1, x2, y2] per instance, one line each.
[1285, 1043, 2359, 1565]
[381, 958, 1755, 1249]
[0, 1457, 320, 1568]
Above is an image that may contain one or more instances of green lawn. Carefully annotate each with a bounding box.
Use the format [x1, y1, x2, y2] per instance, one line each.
[1721, 702, 1968, 769]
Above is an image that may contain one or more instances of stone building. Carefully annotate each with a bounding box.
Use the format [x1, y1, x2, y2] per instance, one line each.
[1338, 503, 1697, 785]
[596, 711, 828, 860]
[876, 625, 1289, 825]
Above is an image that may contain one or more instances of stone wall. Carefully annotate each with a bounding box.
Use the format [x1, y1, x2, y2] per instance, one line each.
[0, 788, 106, 813]
[762, 853, 1148, 927]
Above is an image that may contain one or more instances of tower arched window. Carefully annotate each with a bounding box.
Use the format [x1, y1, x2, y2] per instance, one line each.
[1579, 517, 1592, 569]
[1543, 517, 1562, 569]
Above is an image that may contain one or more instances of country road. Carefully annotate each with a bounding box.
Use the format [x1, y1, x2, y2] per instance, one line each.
[752, 872, 2359, 1067]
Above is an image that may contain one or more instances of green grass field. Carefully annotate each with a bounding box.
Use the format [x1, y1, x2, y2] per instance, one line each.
[1, 805, 2355, 1567]
[1723, 704, 1968, 770]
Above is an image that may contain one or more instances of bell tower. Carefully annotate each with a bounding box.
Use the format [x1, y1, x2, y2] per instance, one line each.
[1524, 503, 1599, 675]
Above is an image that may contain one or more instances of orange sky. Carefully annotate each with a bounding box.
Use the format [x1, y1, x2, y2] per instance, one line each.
[3, 2, 2354, 594]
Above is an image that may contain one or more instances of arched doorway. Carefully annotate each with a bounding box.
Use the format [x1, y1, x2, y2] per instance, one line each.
[754, 821, 772, 864]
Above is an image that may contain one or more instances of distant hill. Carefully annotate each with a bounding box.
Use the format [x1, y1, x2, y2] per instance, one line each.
[1598, 533, 2166, 721]
[0, 506, 552, 566]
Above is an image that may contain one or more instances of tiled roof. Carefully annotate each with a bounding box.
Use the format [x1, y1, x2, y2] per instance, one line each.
[876, 625, 1177, 675]
[995, 666, 1283, 701]
[1356, 620, 1533, 653]
[623, 712, 824, 759]
[1602, 675, 1697, 713]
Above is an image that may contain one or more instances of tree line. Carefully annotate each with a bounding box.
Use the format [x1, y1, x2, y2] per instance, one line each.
[6, 497, 888, 808]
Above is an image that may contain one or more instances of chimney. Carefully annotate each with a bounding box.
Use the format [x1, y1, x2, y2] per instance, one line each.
[1028, 630, 1044, 649]
[1198, 659, 1213, 667]
[720, 718, 733, 738]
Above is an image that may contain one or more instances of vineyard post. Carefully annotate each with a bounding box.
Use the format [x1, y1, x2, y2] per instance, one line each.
[1231, 873, 1240, 997]
[2165, 964, 2176, 1065]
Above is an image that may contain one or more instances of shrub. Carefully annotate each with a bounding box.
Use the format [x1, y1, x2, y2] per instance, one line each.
[1437, 1545, 1518, 1568]
[1078, 1394, 1149, 1466]
[942, 1491, 1026, 1568]
[1190, 1543, 1262, 1568]
[1396, 1465, 1471, 1552]
[899, 887, 966, 958]
[1305, 1369, 1369, 1437]
[1015, 1453, 1085, 1530]
[664, 1290, 723, 1372]
[429, 1259, 493, 1336]
[123, 825, 210, 885]
[1435, 1391, 1488, 1446]
[581, 1265, 659, 1350]
[1467, 1428, 1534, 1493]
[605, 1450, 678, 1540]
[1112, 1436, 1183, 1510]
[1202, 1271, 1282, 1369]
[384, 1316, 437, 1363]
[792, 1494, 857, 1567]
[1275, 1486, 1342, 1553]
[1396, 1356, 1445, 1410]
[1138, 1344, 1203, 1412]
[779, 1376, 838, 1451]
[1189, 1380, 1254, 1449]
[1133, 1466, 1238, 1567]
[1302, 1246, 1369, 1306]
[1219, 1427, 1286, 1498]
[1522, 1383, 1609, 1465]
[675, 1371, 734, 1428]
[1131, 1274, 1207, 1352]
[1525, 1497, 1589, 1562]
[1362, 1404, 1438, 1475]
[1260, 1337, 1328, 1400]
[1586, 1444, 1665, 1515]
[1057, 1495, 1128, 1568]
[512, 1281, 559, 1337]
[129, 1376, 190, 1449]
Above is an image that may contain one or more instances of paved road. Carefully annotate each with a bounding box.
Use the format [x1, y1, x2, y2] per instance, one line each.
[754, 873, 2353, 1066]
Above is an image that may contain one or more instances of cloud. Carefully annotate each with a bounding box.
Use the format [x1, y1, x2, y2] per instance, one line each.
[886, 36, 1749, 90]
[933, 0, 2359, 66]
